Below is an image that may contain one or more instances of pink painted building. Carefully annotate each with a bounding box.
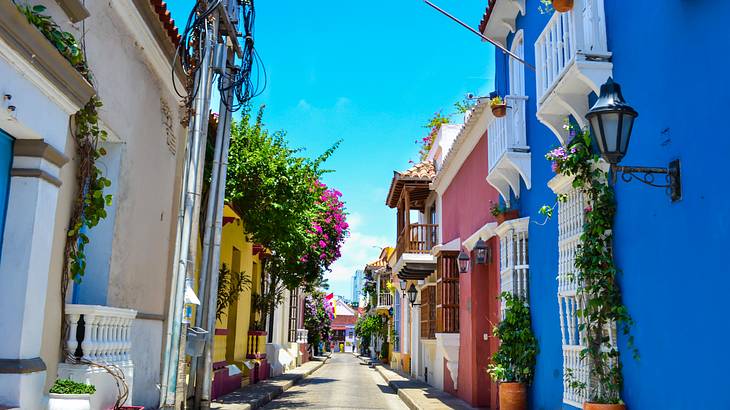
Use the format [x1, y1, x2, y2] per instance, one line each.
[430, 102, 502, 409]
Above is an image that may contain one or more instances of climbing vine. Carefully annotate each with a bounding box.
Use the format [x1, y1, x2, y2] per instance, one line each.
[15, 3, 90, 79]
[543, 123, 636, 404]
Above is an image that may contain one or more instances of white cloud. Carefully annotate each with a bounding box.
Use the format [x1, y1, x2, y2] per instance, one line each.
[324, 211, 389, 298]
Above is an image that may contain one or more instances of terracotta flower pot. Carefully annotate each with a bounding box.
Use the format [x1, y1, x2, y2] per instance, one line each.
[491, 104, 507, 118]
[584, 403, 626, 410]
[499, 382, 527, 410]
[496, 209, 520, 224]
[552, 0, 574, 13]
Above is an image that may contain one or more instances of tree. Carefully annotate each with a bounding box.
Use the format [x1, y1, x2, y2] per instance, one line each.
[225, 106, 347, 329]
[304, 291, 332, 355]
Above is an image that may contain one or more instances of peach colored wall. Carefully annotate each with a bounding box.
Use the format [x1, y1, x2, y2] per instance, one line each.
[440, 132, 500, 408]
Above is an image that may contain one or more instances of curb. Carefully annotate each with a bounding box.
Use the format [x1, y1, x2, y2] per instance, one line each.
[372, 365, 420, 410]
[213, 355, 330, 410]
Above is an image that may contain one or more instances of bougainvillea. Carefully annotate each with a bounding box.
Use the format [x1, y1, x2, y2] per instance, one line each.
[299, 181, 349, 271]
[304, 291, 332, 355]
[415, 111, 450, 161]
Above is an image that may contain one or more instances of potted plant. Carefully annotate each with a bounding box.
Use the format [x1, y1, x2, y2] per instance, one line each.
[48, 379, 95, 410]
[490, 201, 519, 224]
[487, 293, 538, 410]
[489, 96, 507, 118]
[539, 0, 573, 13]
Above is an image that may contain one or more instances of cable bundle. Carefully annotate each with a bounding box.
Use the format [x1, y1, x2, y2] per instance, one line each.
[218, 0, 266, 112]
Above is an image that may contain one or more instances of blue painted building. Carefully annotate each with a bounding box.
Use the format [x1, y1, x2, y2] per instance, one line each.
[481, 1, 730, 408]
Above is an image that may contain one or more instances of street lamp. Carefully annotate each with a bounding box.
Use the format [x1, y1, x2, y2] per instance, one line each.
[458, 250, 470, 273]
[407, 284, 421, 306]
[399, 279, 407, 297]
[586, 78, 681, 202]
[474, 238, 489, 264]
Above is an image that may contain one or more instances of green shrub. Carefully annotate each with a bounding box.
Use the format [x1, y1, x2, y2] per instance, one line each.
[487, 292, 538, 384]
[49, 379, 96, 395]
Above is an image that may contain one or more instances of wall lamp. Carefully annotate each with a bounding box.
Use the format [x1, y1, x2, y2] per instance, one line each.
[458, 250, 470, 273]
[586, 78, 681, 202]
[407, 284, 421, 306]
[474, 238, 490, 265]
[399, 279, 407, 297]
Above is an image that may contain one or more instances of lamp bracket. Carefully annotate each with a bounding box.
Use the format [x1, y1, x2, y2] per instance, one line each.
[613, 159, 681, 202]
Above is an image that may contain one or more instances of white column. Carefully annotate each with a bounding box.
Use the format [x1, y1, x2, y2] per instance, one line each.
[0, 143, 67, 408]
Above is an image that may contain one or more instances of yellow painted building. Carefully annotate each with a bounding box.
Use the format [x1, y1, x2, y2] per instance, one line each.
[194, 205, 265, 395]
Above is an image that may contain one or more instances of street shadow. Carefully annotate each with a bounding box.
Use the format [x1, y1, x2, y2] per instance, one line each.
[376, 384, 397, 395]
[297, 377, 338, 386]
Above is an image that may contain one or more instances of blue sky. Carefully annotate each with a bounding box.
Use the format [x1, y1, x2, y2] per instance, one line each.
[168, 0, 495, 299]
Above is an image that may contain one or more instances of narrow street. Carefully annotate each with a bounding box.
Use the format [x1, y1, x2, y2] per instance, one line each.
[263, 353, 408, 409]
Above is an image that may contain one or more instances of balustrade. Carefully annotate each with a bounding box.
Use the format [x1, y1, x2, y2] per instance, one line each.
[396, 224, 438, 258]
[535, 0, 609, 103]
[377, 292, 393, 308]
[64, 304, 137, 364]
[488, 95, 528, 172]
[296, 329, 308, 344]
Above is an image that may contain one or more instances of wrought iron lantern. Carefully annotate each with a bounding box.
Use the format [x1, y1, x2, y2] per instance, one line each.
[458, 250, 470, 273]
[407, 283, 420, 306]
[586, 78, 681, 202]
[399, 279, 407, 297]
[474, 237, 489, 264]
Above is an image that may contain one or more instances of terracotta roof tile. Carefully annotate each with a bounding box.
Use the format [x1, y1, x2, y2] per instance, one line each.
[478, 0, 497, 34]
[151, 0, 181, 47]
[399, 161, 436, 180]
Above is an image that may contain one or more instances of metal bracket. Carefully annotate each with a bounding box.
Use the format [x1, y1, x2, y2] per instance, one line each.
[613, 159, 681, 202]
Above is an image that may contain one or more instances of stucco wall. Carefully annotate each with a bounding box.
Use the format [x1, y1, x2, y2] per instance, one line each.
[33, 1, 187, 407]
[441, 135, 500, 243]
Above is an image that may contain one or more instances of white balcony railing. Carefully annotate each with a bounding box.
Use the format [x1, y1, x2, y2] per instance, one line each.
[377, 292, 393, 309]
[296, 328, 308, 344]
[64, 304, 137, 364]
[535, 0, 610, 104]
[488, 95, 528, 172]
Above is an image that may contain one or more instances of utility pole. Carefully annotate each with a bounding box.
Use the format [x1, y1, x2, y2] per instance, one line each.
[159, 0, 251, 408]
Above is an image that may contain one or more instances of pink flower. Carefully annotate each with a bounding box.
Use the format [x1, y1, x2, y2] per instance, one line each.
[584, 206, 593, 213]
[319, 240, 327, 248]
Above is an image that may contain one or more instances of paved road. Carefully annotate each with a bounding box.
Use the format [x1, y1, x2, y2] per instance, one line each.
[263, 353, 408, 409]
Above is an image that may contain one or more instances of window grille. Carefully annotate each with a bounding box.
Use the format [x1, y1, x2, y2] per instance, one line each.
[288, 288, 299, 343]
[436, 252, 459, 333]
[420, 285, 436, 340]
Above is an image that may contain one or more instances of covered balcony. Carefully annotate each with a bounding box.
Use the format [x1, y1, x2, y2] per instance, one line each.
[534, 0, 612, 143]
[386, 161, 439, 281]
[486, 94, 531, 201]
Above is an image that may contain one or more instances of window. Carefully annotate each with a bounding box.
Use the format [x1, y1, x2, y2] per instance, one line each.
[0, 131, 13, 258]
[288, 287, 299, 343]
[420, 285, 436, 340]
[393, 293, 400, 352]
[436, 252, 459, 333]
[509, 30, 525, 97]
[498, 218, 530, 309]
[553, 184, 618, 407]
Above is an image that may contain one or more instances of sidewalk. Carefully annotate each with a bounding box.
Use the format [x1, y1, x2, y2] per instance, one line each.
[211, 354, 331, 410]
[354, 353, 476, 410]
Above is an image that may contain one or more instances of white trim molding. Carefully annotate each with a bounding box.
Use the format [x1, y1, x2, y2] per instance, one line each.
[463, 221, 498, 251]
[431, 99, 494, 195]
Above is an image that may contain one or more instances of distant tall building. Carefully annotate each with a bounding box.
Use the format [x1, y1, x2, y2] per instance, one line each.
[351, 269, 365, 306]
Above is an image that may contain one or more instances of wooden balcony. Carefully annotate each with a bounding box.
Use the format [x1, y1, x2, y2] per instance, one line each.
[396, 223, 438, 259]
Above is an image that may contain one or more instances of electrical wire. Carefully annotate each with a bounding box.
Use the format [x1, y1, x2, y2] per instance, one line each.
[217, 0, 267, 112]
[172, 0, 224, 102]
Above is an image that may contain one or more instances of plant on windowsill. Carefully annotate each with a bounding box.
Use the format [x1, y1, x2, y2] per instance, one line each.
[48, 379, 96, 410]
[490, 201, 519, 224]
[487, 292, 538, 410]
[539, 0, 573, 14]
[489, 96, 507, 118]
[541, 124, 637, 410]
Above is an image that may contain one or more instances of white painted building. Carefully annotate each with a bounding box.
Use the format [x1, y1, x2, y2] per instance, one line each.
[0, 1, 187, 408]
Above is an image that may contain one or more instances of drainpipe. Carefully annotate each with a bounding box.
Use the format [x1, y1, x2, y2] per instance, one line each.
[194, 61, 235, 409]
[159, 19, 216, 408]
